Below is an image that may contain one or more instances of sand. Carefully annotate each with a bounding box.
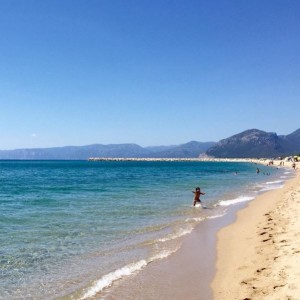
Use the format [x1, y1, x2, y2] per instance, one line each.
[212, 161, 300, 299]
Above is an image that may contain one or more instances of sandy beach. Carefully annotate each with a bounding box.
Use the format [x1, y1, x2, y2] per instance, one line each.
[93, 159, 299, 300]
[212, 161, 300, 299]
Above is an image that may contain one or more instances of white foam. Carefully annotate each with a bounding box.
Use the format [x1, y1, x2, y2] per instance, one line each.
[260, 178, 285, 192]
[80, 260, 147, 299]
[185, 217, 204, 222]
[260, 184, 284, 192]
[219, 196, 254, 206]
[156, 227, 193, 243]
[80, 248, 180, 299]
[206, 212, 226, 219]
[150, 247, 179, 261]
[266, 180, 283, 185]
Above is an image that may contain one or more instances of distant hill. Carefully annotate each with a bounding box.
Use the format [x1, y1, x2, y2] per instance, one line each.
[0, 141, 215, 160]
[148, 141, 216, 158]
[279, 129, 300, 154]
[206, 129, 300, 158]
[0, 144, 152, 160]
[0, 129, 298, 160]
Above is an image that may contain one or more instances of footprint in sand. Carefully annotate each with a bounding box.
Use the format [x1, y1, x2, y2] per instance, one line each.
[280, 239, 287, 243]
[273, 284, 286, 289]
[256, 267, 266, 273]
[241, 277, 257, 285]
[262, 238, 271, 242]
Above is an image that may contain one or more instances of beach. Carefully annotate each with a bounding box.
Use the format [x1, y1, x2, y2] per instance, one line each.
[102, 159, 299, 300]
[0, 159, 297, 299]
[212, 161, 300, 299]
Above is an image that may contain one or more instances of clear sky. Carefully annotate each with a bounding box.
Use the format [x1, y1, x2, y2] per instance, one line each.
[0, 0, 299, 150]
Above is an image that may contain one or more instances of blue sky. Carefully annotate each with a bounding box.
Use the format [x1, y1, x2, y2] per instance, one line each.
[0, 0, 299, 149]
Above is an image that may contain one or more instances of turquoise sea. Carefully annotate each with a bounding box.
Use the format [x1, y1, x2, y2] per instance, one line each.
[0, 160, 292, 299]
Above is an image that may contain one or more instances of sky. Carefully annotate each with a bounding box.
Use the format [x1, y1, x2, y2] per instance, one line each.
[0, 0, 299, 150]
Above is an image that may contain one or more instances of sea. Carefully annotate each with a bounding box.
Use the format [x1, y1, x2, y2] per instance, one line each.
[0, 160, 293, 299]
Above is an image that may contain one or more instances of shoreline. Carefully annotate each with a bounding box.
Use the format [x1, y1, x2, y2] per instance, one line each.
[84, 160, 297, 299]
[212, 162, 299, 299]
[95, 207, 245, 300]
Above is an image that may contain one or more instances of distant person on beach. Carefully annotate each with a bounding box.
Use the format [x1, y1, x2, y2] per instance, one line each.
[292, 162, 296, 170]
[256, 168, 260, 174]
[192, 187, 205, 206]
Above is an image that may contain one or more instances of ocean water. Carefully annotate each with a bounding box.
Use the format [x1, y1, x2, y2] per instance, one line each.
[0, 160, 291, 299]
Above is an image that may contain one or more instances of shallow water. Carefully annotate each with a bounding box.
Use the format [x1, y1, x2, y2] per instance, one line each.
[0, 160, 290, 299]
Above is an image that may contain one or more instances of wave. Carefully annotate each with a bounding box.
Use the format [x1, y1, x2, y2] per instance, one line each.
[259, 184, 284, 192]
[79, 248, 179, 299]
[149, 247, 179, 261]
[266, 180, 283, 185]
[156, 226, 193, 243]
[218, 196, 255, 206]
[79, 260, 147, 299]
[185, 217, 204, 222]
[259, 179, 285, 192]
[206, 212, 226, 219]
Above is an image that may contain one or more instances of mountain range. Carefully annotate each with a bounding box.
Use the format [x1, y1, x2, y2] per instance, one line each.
[0, 128, 299, 160]
[206, 128, 300, 158]
[0, 142, 216, 160]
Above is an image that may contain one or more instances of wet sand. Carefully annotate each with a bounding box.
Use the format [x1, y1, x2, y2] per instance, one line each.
[100, 211, 242, 300]
[212, 163, 300, 299]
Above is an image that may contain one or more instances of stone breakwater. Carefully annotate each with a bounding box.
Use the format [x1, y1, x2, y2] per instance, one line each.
[87, 157, 267, 163]
[88, 157, 204, 162]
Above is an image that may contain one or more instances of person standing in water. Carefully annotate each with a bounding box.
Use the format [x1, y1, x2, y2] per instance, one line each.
[192, 187, 205, 206]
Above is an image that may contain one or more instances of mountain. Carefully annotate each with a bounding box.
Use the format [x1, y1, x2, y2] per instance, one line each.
[0, 144, 152, 160]
[145, 145, 177, 153]
[0, 141, 214, 160]
[206, 129, 300, 158]
[0, 129, 298, 160]
[279, 129, 300, 154]
[149, 141, 216, 158]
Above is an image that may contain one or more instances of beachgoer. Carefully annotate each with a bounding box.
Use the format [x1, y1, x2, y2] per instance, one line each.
[256, 168, 260, 174]
[192, 187, 205, 206]
[292, 162, 296, 170]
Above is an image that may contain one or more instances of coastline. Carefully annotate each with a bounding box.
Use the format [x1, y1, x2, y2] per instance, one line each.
[90, 205, 248, 300]
[78, 159, 296, 300]
[212, 161, 300, 299]
[3, 159, 297, 299]
[97, 159, 298, 300]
